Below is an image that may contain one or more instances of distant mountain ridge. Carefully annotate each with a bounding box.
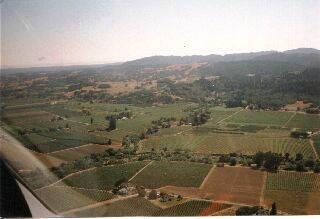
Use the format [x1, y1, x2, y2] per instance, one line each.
[123, 48, 320, 67]
[2, 48, 319, 75]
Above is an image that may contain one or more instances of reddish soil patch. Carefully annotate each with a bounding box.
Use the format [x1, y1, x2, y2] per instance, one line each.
[161, 166, 265, 206]
[198, 202, 232, 216]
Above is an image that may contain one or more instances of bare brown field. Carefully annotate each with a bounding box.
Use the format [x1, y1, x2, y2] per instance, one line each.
[160, 166, 265, 206]
[264, 190, 320, 215]
[49, 144, 119, 161]
[201, 167, 265, 205]
[211, 206, 237, 216]
[284, 101, 312, 111]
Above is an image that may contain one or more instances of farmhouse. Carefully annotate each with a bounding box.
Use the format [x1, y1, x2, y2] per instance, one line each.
[159, 193, 174, 202]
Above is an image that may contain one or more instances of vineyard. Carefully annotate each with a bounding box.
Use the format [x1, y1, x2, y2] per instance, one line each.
[264, 171, 320, 215]
[56, 162, 149, 190]
[35, 186, 113, 213]
[141, 133, 315, 159]
[285, 113, 320, 129]
[265, 171, 320, 192]
[223, 111, 293, 126]
[70, 197, 161, 217]
[130, 161, 212, 189]
[154, 200, 232, 216]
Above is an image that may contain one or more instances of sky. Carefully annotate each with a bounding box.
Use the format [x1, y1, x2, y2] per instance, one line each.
[1, 0, 320, 68]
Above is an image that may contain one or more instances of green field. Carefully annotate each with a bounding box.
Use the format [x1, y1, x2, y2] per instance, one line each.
[142, 133, 315, 159]
[130, 161, 212, 189]
[56, 162, 149, 190]
[224, 111, 293, 126]
[35, 186, 113, 213]
[286, 113, 320, 129]
[71, 197, 161, 217]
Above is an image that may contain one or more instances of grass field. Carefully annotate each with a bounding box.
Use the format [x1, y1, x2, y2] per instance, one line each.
[70, 197, 161, 217]
[264, 171, 320, 215]
[154, 200, 232, 216]
[131, 161, 212, 189]
[35, 186, 113, 213]
[223, 111, 293, 126]
[285, 113, 320, 129]
[142, 133, 315, 159]
[56, 162, 149, 190]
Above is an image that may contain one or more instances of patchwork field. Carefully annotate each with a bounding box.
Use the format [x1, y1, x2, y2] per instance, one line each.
[70, 197, 161, 217]
[264, 171, 320, 215]
[130, 161, 212, 189]
[35, 186, 113, 213]
[56, 162, 149, 190]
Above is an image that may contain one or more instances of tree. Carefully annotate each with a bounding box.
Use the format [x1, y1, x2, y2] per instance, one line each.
[253, 152, 264, 167]
[114, 178, 126, 188]
[90, 117, 94, 124]
[270, 202, 277, 215]
[295, 161, 306, 172]
[263, 152, 283, 171]
[148, 189, 157, 200]
[137, 186, 146, 197]
[285, 153, 290, 161]
[107, 116, 117, 131]
[295, 153, 303, 161]
[229, 158, 237, 166]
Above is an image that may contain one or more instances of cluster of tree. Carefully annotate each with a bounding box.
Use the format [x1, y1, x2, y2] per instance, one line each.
[105, 109, 133, 120]
[122, 135, 140, 153]
[217, 68, 320, 109]
[179, 107, 211, 126]
[218, 154, 237, 166]
[253, 151, 283, 171]
[283, 153, 320, 173]
[305, 107, 319, 114]
[236, 203, 276, 216]
[151, 117, 176, 128]
[290, 130, 310, 139]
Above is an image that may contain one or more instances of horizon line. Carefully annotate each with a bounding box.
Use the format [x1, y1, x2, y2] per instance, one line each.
[1, 47, 319, 70]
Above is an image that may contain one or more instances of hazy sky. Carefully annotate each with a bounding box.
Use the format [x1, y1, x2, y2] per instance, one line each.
[1, 0, 320, 68]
